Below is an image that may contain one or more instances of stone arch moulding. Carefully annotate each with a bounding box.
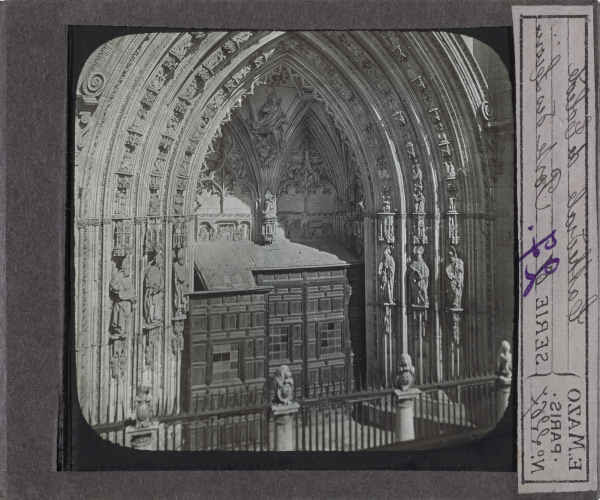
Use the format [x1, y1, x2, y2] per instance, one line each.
[74, 29, 512, 434]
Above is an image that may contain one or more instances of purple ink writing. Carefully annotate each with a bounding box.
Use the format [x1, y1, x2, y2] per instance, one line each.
[521, 226, 560, 297]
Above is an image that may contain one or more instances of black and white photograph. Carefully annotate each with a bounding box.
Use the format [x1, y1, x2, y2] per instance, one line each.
[72, 29, 515, 457]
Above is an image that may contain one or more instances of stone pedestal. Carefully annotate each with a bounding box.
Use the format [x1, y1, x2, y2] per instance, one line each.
[270, 402, 300, 451]
[393, 388, 421, 442]
[125, 421, 159, 450]
[497, 385, 510, 420]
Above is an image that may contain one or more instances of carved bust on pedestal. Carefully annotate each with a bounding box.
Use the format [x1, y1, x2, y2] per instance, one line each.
[395, 353, 416, 391]
[273, 365, 294, 405]
[495, 340, 512, 389]
[132, 382, 154, 428]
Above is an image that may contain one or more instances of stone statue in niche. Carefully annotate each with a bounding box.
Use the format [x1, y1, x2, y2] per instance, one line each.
[495, 340, 512, 389]
[408, 246, 429, 307]
[412, 164, 423, 191]
[445, 247, 464, 309]
[237, 223, 249, 241]
[415, 214, 427, 244]
[143, 253, 164, 329]
[173, 249, 189, 317]
[109, 255, 137, 340]
[445, 161, 456, 179]
[378, 246, 396, 305]
[273, 364, 294, 405]
[248, 87, 288, 150]
[263, 189, 276, 216]
[413, 190, 425, 213]
[148, 190, 160, 216]
[174, 193, 184, 216]
[382, 194, 391, 213]
[197, 223, 211, 242]
[114, 189, 128, 216]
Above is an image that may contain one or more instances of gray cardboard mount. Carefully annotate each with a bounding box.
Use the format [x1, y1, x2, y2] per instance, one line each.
[2, 0, 598, 498]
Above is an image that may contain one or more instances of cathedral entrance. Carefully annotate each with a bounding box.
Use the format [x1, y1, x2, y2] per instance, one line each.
[74, 30, 515, 452]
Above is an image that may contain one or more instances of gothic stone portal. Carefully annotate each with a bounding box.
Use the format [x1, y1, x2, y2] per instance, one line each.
[74, 30, 514, 452]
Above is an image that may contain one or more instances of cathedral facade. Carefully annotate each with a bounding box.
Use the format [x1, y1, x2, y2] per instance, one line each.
[73, 30, 514, 450]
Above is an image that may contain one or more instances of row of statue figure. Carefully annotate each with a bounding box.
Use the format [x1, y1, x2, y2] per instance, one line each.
[377, 245, 464, 309]
[197, 222, 251, 242]
[109, 250, 190, 340]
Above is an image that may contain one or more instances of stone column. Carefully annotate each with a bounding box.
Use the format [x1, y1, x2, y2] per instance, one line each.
[393, 388, 421, 442]
[271, 402, 300, 451]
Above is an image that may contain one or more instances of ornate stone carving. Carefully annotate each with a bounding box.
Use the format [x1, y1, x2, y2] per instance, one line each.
[413, 190, 425, 213]
[110, 344, 128, 380]
[132, 382, 154, 428]
[109, 255, 137, 340]
[172, 319, 185, 355]
[378, 195, 395, 244]
[143, 253, 164, 329]
[166, 98, 190, 136]
[173, 177, 186, 216]
[394, 353, 415, 391]
[273, 365, 294, 405]
[448, 214, 460, 246]
[145, 218, 163, 254]
[81, 71, 106, 100]
[173, 249, 189, 317]
[450, 312, 461, 347]
[199, 131, 252, 204]
[148, 188, 160, 216]
[279, 131, 334, 197]
[152, 151, 167, 176]
[444, 161, 456, 179]
[411, 164, 423, 191]
[113, 219, 134, 256]
[413, 214, 427, 245]
[408, 246, 429, 308]
[438, 132, 451, 157]
[447, 183, 458, 213]
[247, 87, 288, 168]
[378, 246, 396, 305]
[203, 48, 225, 72]
[114, 175, 132, 216]
[480, 100, 495, 122]
[145, 335, 155, 371]
[76, 72, 107, 157]
[170, 33, 194, 60]
[382, 31, 408, 60]
[261, 189, 278, 244]
[173, 217, 188, 249]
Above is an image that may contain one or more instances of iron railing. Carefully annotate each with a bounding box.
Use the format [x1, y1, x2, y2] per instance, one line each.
[96, 376, 502, 452]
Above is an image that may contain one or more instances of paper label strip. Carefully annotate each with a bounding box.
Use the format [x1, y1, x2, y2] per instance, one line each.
[513, 6, 598, 494]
